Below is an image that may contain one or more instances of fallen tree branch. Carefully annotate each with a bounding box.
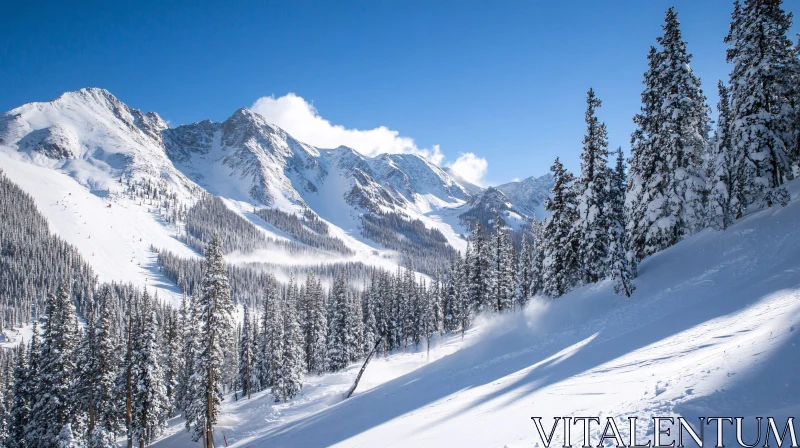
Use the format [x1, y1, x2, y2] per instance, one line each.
[345, 338, 383, 399]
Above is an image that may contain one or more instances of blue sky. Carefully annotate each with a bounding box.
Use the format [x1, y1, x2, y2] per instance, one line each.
[1, 1, 797, 185]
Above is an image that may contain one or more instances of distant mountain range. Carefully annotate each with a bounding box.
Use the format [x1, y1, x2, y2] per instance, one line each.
[0, 88, 553, 261]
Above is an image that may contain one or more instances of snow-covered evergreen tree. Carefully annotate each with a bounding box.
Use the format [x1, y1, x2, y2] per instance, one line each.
[467, 223, 491, 313]
[302, 273, 327, 375]
[361, 284, 378, 358]
[490, 216, 515, 312]
[279, 279, 304, 402]
[608, 149, 637, 297]
[187, 233, 235, 447]
[259, 277, 283, 397]
[0, 367, 9, 448]
[88, 426, 118, 448]
[27, 282, 79, 448]
[80, 285, 122, 439]
[326, 271, 349, 371]
[575, 88, 613, 283]
[542, 158, 580, 298]
[162, 306, 181, 417]
[454, 251, 470, 338]
[8, 343, 31, 448]
[725, 0, 797, 209]
[442, 255, 458, 333]
[430, 270, 443, 335]
[175, 293, 198, 412]
[529, 219, 545, 296]
[398, 261, 416, 351]
[131, 289, 169, 446]
[238, 306, 254, 399]
[516, 234, 533, 307]
[345, 287, 364, 361]
[55, 424, 80, 448]
[707, 80, 747, 230]
[418, 280, 436, 358]
[627, 8, 710, 261]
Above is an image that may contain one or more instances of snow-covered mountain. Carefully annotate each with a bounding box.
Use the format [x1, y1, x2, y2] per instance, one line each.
[163, 106, 472, 217]
[0, 88, 551, 277]
[0, 88, 198, 199]
[495, 173, 554, 219]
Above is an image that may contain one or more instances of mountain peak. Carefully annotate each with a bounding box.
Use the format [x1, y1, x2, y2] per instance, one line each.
[54, 87, 121, 108]
[494, 172, 554, 218]
[226, 106, 262, 123]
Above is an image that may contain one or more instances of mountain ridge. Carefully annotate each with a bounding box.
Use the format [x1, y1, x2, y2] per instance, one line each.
[0, 88, 553, 265]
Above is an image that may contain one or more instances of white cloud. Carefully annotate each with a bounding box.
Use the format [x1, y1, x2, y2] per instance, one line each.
[251, 93, 443, 164]
[446, 152, 488, 187]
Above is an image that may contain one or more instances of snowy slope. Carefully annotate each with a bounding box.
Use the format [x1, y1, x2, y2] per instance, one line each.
[151, 327, 482, 447]
[155, 180, 800, 447]
[0, 151, 195, 304]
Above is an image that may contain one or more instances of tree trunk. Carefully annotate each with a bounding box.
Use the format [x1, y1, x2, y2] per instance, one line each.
[426, 334, 431, 361]
[346, 339, 382, 399]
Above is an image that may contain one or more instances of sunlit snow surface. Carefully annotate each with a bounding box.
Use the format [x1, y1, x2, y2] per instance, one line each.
[151, 181, 800, 448]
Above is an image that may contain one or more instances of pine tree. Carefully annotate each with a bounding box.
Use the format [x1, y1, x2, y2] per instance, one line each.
[575, 88, 613, 283]
[8, 344, 30, 448]
[345, 287, 364, 361]
[176, 293, 199, 412]
[55, 424, 80, 448]
[188, 233, 235, 447]
[88, 426, 118, 448]
[418, 280, 436, 359]
[707, 81, 747, 230]
[302, 274, 327, 375]
[490, 216, 515, 312]
[131, 289, 169, 447]
[14, 322, 40, 448]
[529, 219, 546, 296]
[609, 149, 637, 297]
[238, 306, 254, 399]
[326, 271, 349, 371]
[398, 261, 416, 351]
[375, 276, 389, 353]
[0, 362, 10, 448]
[516, 233, 533, 308]
[467, 223, 491, 313]
[627, 8, 710, 261]
[163, 307, 181, 417]
[361, 285, 378, 358]
[279, 278, 304, 402]
[258, 278, 283, 397]
[27, 282, 79, 448]
[725, 0, 797, 209]
[250, 319, 260, 390]
[542, 158, 580, 297]
[452, 251, 470, 338]
[79, 285, 122, 440]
